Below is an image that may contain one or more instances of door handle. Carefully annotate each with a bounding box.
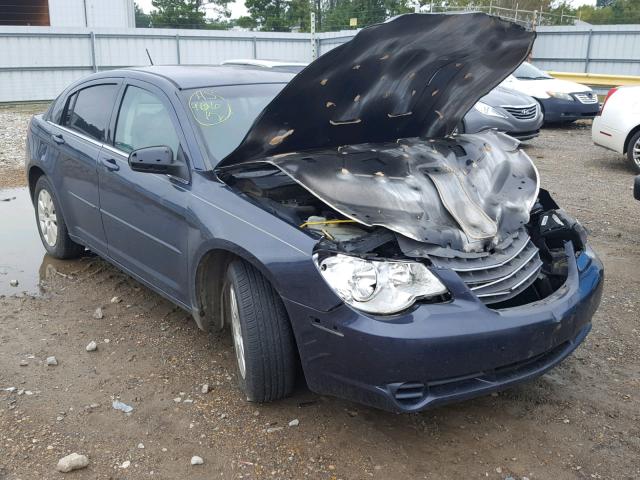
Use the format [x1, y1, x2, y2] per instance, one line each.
[51, 133, 65, 145]
[101, 157, 120, 172]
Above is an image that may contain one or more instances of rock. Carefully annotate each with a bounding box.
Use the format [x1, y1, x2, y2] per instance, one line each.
[266, 427, 283, 433]
[93, 307, 103, 319]
[120, 460, 131, 469]
[56, 453, 89, 472]
[201, 384, 209, 394]
[85, 341, 97, 352]
[19, 359, 28, 366]
[3, 387, 16, 393]
[173, 397, 182, 403]
[110, 296, 122, 304]
[46, 356, 58, 366]
[191, 456, 204, 466]
[137, 443, 145, 449]
[9, 279, 19, 287]
[112, 400, 133, 413]
[288, 419, 299, 427]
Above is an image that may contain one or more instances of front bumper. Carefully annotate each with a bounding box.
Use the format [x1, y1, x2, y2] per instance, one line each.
[285, 245, 603, 413]
[540, 96, 600, 123]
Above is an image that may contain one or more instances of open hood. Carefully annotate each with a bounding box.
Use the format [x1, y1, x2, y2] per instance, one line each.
[218, 13, 535, 168]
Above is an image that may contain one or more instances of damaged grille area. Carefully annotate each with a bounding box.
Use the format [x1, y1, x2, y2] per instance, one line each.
[430, 232, 543, 305]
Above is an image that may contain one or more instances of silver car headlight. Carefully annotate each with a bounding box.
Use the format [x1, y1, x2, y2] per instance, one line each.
[473, 101, 507, 118]
[546, 91, 574, 101]
[314, 253, 448, 315]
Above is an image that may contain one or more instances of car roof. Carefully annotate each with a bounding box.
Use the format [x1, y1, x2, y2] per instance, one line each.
[105, 65, 295, 89]
[222, 59, 309, 68]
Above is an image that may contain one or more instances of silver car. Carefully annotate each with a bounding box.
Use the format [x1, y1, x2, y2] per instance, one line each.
[461, 86, 543, 140]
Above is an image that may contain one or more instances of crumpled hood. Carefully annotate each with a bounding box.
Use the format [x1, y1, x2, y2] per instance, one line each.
[263, 130, 539, 252]
[218, 13, 535, 167]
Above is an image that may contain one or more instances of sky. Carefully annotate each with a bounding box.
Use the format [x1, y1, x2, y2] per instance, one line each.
[135, 0, 596, 20]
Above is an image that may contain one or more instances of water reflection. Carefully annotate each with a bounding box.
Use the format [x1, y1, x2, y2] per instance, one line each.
[0, 187, 83, 296]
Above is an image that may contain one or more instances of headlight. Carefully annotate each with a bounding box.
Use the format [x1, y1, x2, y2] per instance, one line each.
[473, 101, 507, 118]
[546, 91, 574, 101]
[314, 253, 448, 315]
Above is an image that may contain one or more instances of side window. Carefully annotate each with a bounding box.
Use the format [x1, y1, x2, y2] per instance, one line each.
[62, 84, 119, 141]
[114, 85, 180, 158]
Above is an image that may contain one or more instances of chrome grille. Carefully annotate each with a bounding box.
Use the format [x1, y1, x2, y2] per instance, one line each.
[503, 104, 538, 120]
[430, 232, 543, 305]
[574, 92, 598, 104]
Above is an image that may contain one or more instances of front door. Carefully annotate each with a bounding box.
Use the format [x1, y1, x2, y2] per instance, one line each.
[97, 80, 191, 305]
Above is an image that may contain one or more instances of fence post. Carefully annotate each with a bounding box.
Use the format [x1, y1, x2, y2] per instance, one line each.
[489, 0, 492, 15]
[515, 3, 518, 22]
[584, 29, 593, 73]
[252, 36, 257, 59]
[175, 34, 181, 64]
[310, 11, 317, 60]
[89, 31, 97, 72]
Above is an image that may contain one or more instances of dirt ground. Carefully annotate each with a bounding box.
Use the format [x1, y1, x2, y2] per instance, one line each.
[1, 106, 639, 479]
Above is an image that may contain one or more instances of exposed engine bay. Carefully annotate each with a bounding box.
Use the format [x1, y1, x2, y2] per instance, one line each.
[220, 131, 587, 309]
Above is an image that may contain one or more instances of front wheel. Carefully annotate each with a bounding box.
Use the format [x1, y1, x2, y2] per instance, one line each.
[626, 130, 640, 173]
[224, 260, 297, 402]
[33, 176, 84, 259]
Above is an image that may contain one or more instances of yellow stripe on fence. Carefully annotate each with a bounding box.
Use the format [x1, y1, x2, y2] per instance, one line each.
[548, 71, 640, 88]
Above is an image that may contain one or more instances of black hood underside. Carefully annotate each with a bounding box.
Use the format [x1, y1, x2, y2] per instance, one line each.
[218, 13, 535, 167]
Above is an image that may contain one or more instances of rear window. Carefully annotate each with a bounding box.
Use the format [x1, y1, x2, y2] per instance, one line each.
[62, 84, 119, 141]
[182, 83, 285, 161]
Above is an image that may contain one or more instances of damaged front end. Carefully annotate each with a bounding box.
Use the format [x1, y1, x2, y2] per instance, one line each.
[211, 13, 603, 412]
[215, 13, 594, 315]
[220, 130, 586, 313]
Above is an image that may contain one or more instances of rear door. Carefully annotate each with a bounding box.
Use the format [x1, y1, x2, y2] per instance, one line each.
[97, 79, 191, 304]
[48, 80, 121, 254]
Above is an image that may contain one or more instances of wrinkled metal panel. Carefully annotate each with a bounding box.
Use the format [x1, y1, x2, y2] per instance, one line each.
[264, 130, 539, 252]
[219, 13, 534, 166]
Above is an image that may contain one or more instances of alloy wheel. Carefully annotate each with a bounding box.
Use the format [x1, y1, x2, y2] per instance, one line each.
[37, 189, 58, 247]
[633, 137, 640, 168]
[229, 285, 247, 379]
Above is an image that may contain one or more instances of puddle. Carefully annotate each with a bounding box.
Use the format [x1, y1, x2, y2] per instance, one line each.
[0, 187, 81, 296]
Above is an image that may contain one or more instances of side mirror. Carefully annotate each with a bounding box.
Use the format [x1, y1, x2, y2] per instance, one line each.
[128, 146, 179, 175]
[635, 175, 640, 201]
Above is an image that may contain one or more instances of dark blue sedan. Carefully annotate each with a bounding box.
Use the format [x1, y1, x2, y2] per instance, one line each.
[25, 14, 603, 412]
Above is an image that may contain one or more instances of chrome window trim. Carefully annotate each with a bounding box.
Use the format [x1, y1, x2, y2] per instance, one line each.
[46, 120, 104, 148]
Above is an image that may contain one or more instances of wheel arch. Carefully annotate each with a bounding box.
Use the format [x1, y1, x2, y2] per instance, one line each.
[28, 165, 47, 200]
[623, 124, 640, 154]
[191, 241, 284, 332]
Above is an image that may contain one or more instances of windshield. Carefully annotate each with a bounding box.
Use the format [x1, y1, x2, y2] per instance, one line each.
[183, 83, 286, 162]
[513, 62, 552, 80]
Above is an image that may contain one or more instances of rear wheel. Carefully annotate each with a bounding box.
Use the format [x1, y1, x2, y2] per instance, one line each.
[224, 259, 296, 402]
[626, 130, 640, 173]
[34, 176, 84, 259]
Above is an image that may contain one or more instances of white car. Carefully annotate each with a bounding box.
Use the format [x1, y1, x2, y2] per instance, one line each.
[221, 59, 307, 73]
[592, 86, 640, 172]
[502, 62, 599, 123]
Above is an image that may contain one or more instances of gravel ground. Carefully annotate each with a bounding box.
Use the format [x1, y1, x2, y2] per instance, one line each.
[1, 112, 639, 479]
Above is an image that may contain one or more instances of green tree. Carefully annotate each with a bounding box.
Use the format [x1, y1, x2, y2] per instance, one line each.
[150, 0, 207, 28]
[134, 2, 152, 27]
[245, 0, 290, 31]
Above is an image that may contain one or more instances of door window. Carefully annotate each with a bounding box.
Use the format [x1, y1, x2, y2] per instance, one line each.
[62, 84, 119, 141]
[114, 85, 180, 158]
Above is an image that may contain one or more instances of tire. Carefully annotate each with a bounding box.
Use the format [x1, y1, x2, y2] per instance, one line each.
[224, 259, 296, 402]
[626, 130, 640, 173]
[33, 176, 84, 259]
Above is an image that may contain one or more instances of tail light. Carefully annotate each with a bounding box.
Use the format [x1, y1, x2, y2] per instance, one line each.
[599, 87, 618, 115]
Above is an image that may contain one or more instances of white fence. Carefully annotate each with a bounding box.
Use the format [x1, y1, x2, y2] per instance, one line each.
[1, 22, 640, 103]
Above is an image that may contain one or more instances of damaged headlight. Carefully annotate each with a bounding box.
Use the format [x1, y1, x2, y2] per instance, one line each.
[314, 253, 448, 315]
[473, 101, 507, 118]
